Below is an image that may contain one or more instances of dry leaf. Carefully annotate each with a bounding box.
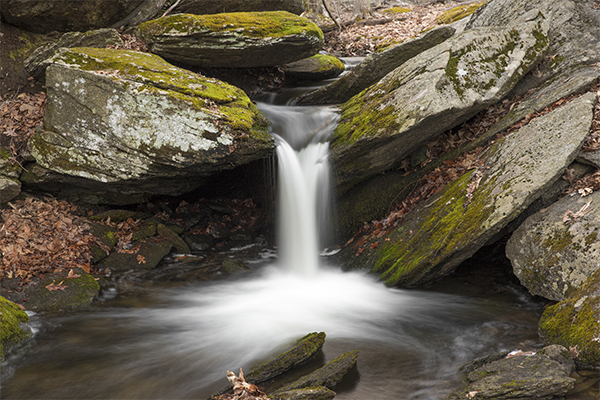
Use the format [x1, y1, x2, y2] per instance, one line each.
[46, 280, 67, 291]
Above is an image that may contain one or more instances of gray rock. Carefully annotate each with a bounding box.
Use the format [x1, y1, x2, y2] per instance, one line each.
[0, 0, 145, 33]
[330, 10, 549, 192]
[507, 187, 600, 301]
[25, 271, 101, 312]
[183, 233, 214, 251]
[295, 25, 456, 105]
[27, 47, 273, 204]
[0, 177, 21, 204]
[97, 237, 174, 272]
[284, 54, 346, 81]
[173, 0, 305, 15]
[342, 92, 596, 287]
[269, 386, 336, 400]
[136, 11, 324, 68]
[25, 28, 124, 82]
[157, 224, 190, 254]
[577, 148, 600, 169]
[448, 346, 576, 400]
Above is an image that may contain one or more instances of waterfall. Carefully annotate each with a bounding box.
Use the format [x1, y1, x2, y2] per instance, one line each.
[257, 103, 339, 276]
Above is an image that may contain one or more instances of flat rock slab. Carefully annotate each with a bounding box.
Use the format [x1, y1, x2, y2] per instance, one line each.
[329, 10, 549, 192]
[136, 11, 323, 68]
[173, 0, 305, 15]
[347, 92, 596, 287]
[284, 54, 345, 81]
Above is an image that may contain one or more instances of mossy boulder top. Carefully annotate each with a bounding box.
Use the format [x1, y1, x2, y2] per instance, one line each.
[283, 54, 346, 81]
[330, 10, 549, 192]
[136, 11, 324, 68]
[27, 47, 272, 202]
[172, 0, 306, 16]
[342, 92, 596, 287]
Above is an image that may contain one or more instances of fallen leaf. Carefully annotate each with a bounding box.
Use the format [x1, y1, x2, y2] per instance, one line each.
[46, 280, 67, 291]
[67, 269, 81, 279]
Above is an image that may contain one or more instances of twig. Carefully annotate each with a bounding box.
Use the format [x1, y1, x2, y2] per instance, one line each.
[161, 0, 182, 18]
[322, 0, 342, 32]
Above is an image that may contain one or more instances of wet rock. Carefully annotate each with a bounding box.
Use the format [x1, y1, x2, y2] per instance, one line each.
[130, 220, 158, 241]
[173, 0, 306, 15]
[284, 54, 345, 81]
[448, 346, 576, 400]
[136, 11, 324, 68]
[245, 332, 327, 384]
[26, 47, 272, 205]
[97, 237, 173, 272]
[0, 296, 32, 362]
[269, 386, 336, 400]
[342, 92, 596, 287]
[506, 187, 600, 301]
[0, 0, 145, 33]
[220, 259, 249, 274]
[24, 28, 124, 83]
[274, 350, 359, 392]
[89, 209, 151, 222]
[25, 270, 100, 313]
[183, 233, 214, 251]
[330, 10, 549, 192]
[88, 222, 117, 263]
[538, 269, 600, 369]
[157, 224, 190, 254]
[295, 25, 455, 105]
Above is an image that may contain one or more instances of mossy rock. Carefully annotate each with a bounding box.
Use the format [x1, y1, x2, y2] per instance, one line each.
[435, 1, 486, 25]
[269, 386, 335, 400]
[0, 176, 22, 204]
[220, 259, 249, 274]
[284, 54, 345, 81]
[173, 0, 306, 16]
[88, 221, 118, 263]
[97, 237, 173, 272]
[0, 296, 32, 361]
[183, 233, 214, 251]
[89, 209, 150, 222]
[137, 11, 324, 68]
[157, 224, 190, 254]
[382, 7, 411, 14]
[25, 270, 100, 313]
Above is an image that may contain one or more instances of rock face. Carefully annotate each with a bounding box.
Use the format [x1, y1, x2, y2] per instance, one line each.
[342, 92, 596, 287]
[330, 10, 549, 192]
[173, 0, 306, 15]
[136, 11, 324, 68]
[506, 189, 600, 302]
[0, 0, 147, 33]
[295, 25, 456, 105]
[26, 47, 273, 204]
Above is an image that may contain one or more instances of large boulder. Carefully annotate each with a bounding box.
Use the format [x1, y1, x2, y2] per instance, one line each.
[506, 189, 600, 302]
[340, 92, 596, 287]
[136, 11, 324, 68]
[330, 10, 549, 192]
[173, 0, 306, 15]
[0, 296, 32, 361]
[294, 25, 456, 106]
[25, 47, 273, 204]
[0, 0, 159, 33]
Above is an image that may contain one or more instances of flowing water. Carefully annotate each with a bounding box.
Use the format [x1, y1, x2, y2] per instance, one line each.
[1, 79, 547, 399]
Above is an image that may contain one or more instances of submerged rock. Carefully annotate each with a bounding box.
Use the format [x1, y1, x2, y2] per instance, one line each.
[0, 296, 32, 361]
[136, 11, 324, 68]
[173, 0, 305, 15]
[26, 47, 272, 204]
[342, 92, 596, 287]
[330, 10, 549, 192]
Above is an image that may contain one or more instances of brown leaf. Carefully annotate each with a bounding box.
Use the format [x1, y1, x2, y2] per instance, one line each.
[46, 280, 67, 291]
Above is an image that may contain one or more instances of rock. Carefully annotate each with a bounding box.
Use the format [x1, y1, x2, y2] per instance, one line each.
[577, 148, 600, 169]
[269, 386, 336, 400]
[173, 0, 306, 15]
[0, 296, 32, 362]
[24, 28, 124, 82]
[538, 269, 600, 369]
[274, 350, 359, 392]
[89, 209, 151, 222]
[342, 92, 596, 287]
[157, 224, 190, 254]
[136, 11, 324, 68]
[0, 146, 22, 178]
[506, 187, 600, 301]
[97, 237, 173, 272]
[0, 0, 146, 33]
[284, 54, 345, 81]
[0, 176, 21, 203]
[87, 222, 118, 263]
[25, 270, 100, 312]
[435, 1, 485, 25]
[183, 233, 214, 251]
[220, 259, 249, 274]
[330, 10, 549, 192]
[294, 25, 456, 105]
[245, 332, 326, 384]
[448, 346, 576, 400]
[26, 47, 273, 204]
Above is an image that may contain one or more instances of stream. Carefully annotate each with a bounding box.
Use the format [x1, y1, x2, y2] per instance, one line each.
[1, 62, 548, 400]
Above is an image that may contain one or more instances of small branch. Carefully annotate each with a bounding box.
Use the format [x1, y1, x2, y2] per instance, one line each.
[322, 0, 342, 32]
[161, 0, 182, 18]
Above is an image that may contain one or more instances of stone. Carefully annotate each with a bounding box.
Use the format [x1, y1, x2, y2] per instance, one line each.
[341, 92, 596, 287]
[269, 386, 336, 400]
[136, 11, 324, 68]
[157, 224, 190, 254]
[183, 233, 214, 251]
[25, 270, 100, 312]
[97, 237, 173, 272]
[284, 54, 346, 81]
[295, 25, 456, 105]
[0, 0, 145, 33]
[24, 28, 124, 82]
[26, 47, 273, 204]
[506, 186, 600, 301]
[0, 296, 32, 362]
[0, 176, 21, 203]
[87, 222, 118, 263]
[173, 0, 306, 15]
[330, 10, 549, 192]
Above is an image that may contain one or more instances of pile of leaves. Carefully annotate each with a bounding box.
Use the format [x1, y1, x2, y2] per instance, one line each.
[0, 91, 46, 163]
[0, 197, 97, 282]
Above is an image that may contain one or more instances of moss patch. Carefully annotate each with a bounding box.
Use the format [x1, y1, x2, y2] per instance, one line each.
[26, 271, 100, 313]
[436, 2, 486, 25]
[0, 296, 31, 360]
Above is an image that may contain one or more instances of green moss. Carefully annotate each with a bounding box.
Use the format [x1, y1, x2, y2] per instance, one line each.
[382, 7, 411, 14]
[311, 53, 345, 73]
[0, 296, 31, 361]
[137, 11, 323, 41]
[542, 229, 574, 253]
[435, 1, 486, 25]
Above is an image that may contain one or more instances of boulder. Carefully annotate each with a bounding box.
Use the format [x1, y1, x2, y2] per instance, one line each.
[136, 11, 324, 68]
[539, 269, 600, 369]
[330, 10, 549, 192]
[25, 270, 100, 312]
[97, 237, 174, 272]
[284, 54, 346, 81]
[173, 0, 306, 15]
[26, 47, 273, 204]
[341, 92, 596, 287]
[448, 346, 575, 400]
[506, 188, 600, 302]
[294, 25, 456, 105]
[0, 177, 21, 203]
[0, 296, 32, 361]
[0, 0, 146, 33]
